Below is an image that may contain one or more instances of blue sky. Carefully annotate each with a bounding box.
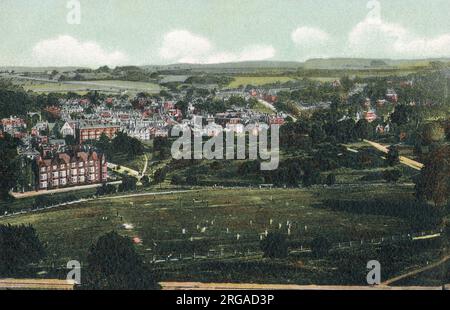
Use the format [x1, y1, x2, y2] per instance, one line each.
[2, 0, 450, 67]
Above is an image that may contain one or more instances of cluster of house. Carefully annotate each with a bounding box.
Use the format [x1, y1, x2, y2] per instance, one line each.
[0, 116, 27, 139]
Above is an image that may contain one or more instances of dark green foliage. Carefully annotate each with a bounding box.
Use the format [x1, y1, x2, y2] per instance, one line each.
[415, 145, 450, 207]
[119, 176, 138, 192]
[383, 169, 402, 183]
[310, 236, 332, 257]
[186, 175, 198, 185]
[260, 232, 288, 259]
[96, 183, 117, 196]
[0, 224, 46, 276]
[391, 104, 414, 126]
[0, 81, 36, 118]
[83, 232, 159, 290]
[170, 175, 184, 185]
[64, 135, 76, 146]
[326, 173, 336, 186]
[153, 168, 167, 185]
[0, 133, 20, 198]
[386, 145, 400, 166]
[96, 132, 144, 160]
[141, 175, 151, 187]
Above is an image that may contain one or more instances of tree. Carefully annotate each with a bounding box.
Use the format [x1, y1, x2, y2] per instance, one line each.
[310, 236, 332, 257]
[386, 145, 400, 166]
[0, 134, 20, 198]
[326, 173, 336, 186]
[171, 175, 184, 185]
[153, 168, 167, 185]
[354, 119, 370, 141]
[186, 175, 198, 185]
[0, 224, 46, 276]
[141, 175, 150, 187]
[96, 183, 117, 196]
[391, 105, 412, 126]
[119, 176, 138, 192]
[260, 232, 288, 259]
[383, 169, 402, 183]
[421, 123, 445, 145]
[83, 232, 159, 290]
[415, 145, 450, 207]
[65, 135, 76, 146]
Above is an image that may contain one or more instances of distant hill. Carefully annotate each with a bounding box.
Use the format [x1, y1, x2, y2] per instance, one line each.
[0, 66, 88, 73]
[2, 57, 450, 74]
[142, 61, 303, 71]
[303, 58, 450, 70]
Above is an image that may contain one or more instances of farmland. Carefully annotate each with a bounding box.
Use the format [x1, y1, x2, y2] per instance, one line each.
[12, 78, 161, 95]
[228, 76, 296, 88]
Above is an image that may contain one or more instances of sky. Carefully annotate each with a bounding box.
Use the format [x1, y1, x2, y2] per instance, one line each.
[2, 0, 450, 67]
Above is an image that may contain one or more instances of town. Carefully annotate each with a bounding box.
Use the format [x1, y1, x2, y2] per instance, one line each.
[0, 0, 449, 294]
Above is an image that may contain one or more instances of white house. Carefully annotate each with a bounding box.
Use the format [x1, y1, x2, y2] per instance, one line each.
[60, 122, 75, 137]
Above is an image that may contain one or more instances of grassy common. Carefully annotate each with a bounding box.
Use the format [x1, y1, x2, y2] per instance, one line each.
[1, 185, 442, 284]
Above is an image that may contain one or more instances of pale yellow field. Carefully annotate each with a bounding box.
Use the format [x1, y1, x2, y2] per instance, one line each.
[228, 76, 295, 88]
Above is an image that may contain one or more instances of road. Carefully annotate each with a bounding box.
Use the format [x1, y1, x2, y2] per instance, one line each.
[258, 99, 298, 122]
[107, 162, 140, 177]
[363, 139, 424, 171]
[382, 254, 450, 286]
[10, 181, 122, 199]
[160, 282, 446, 290]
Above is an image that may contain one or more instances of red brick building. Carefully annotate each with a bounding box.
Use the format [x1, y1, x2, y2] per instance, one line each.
[36, 151, 107, 190]
[77, 123, 120, 143]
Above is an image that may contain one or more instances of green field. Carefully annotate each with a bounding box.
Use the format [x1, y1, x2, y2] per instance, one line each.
[1, 184, 442, 284]
[17, 79, 161, 95]
[228, 76, 296, 88]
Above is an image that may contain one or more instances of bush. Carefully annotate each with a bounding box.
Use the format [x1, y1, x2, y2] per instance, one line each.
[83, 232, 159, 290]
[96, 183, 117, 196]
[383, 169, 402, 183]
[0, 224, 46, 276]
[310, 236, 332, 257]
[260, 232, 288, 259]
[326, 174, 336, 186]
[171, 175, 184, 185]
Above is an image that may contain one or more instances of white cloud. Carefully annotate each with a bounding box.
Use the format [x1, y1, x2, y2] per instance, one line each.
[291, 26, 330, 48]
[291, 26, 332, 61]
[159, 30, 212, 62]
[159, 30, 275, 64]
[348, 16, 450, 58]
[32, 35, 129, 67]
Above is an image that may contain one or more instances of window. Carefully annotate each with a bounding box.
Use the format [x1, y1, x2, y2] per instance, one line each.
[52, 172, 59, 178]
[78, 162, 83, 167]
[40, 167, 46, 173]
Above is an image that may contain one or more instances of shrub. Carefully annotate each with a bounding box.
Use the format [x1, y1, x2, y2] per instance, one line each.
[260, 232, 288, 259]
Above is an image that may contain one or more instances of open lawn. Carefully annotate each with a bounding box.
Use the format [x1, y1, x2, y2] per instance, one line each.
[1, 185, 441, 285]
